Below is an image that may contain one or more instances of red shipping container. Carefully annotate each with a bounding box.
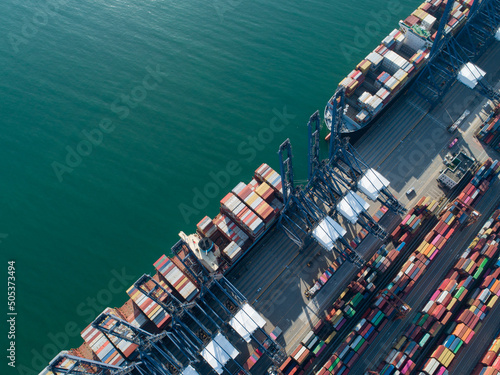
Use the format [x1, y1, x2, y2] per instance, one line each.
[481, 351, 497, 366]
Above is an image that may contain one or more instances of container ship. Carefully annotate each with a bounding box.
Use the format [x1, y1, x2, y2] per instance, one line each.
[39, 1, 500, 374]
[325, 0, 475, 140]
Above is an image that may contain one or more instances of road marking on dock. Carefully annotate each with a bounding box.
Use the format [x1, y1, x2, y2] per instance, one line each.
[408, 100, 448, 130]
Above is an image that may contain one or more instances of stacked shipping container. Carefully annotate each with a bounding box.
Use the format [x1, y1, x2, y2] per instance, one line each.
[371, 207, 500, 375]
[221, 192, 265, 238]
[254, 163, 283, 199]
[154, 255, 199, 302]
[391, 196, 438, 245]
[126, 275, 171, 329]
[471, 333, 500, 375]
[318, 163, 496, 374]
[80, 321, 126, 366]
[477, 104, 500, 146]
[92, 308, 139, 358]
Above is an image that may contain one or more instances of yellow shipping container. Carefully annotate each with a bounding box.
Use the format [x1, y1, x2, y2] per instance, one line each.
[356, 60, 372, 75]
[444, 351, 455, 367]
[428, 200, 438, 213]
[331, 313, 343, 325]
[465, 262, 474, 273]
[438, 348, 452, 365]
[420, 196, 429, 207]
[412, 9, 429, 20]
[447, 298, 457, 311]
[325, 330, 337, 344]
[490, 338, 500, 353]
[493, 280, 500, 291]
[255, 181, 272, 197]
[487, 294, 498, 309]
[339, 77, 353, 88]
[246, 193, 258, 205]
[417, 242, 427, 254]
[395, 336, 407, 351]
[425, 245, 436, 257]
[148, 304, 161, 319]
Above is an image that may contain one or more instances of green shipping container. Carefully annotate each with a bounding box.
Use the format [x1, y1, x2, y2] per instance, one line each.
[330, 357, 340, 371]
[412, 313, 421, 325]
[473, 267, 483, 279]
[374, 312, 385, 326]
[419, 333, 431, 347]
[346, 306, 356, 318]
[418, 314, 429, 327]
[354, 337, 366, 352]
[480, 258, 489, 268]
[453, 340, 463, 354]
[313, 341, 325, 355]
[351, 293, 363, 307]
[455, 286, 466, 299]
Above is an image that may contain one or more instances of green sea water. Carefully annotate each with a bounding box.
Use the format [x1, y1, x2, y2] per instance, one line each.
[0, 0, 421, 373]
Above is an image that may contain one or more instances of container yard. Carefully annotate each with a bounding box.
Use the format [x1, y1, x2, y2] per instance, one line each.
[39, 0, 500, 374]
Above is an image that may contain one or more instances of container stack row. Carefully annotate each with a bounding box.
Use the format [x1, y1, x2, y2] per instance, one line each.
[213, 213, 249, 250]
[315, 239, 410, 373]
[220, 191, 265, 238]
[339, 69, 365, 97]
[254, 163, 283, 199]
[154, 254, 199, 302]
[356, 162, 497, 374]
[306, 262, 342, 299]
[477, 104, 500, 145]
[92, 307, 139, 358]
[307, 207, 389, 299]
[279, 327, 329, 375]
[323, 229, 406, 337]
[126, 274, 172, 330]
[116, 299, 149, 329]
[391, 196, 438, 245]
[232, 182, 277, 230]
[318, 307, 391, 375]
[80, 322, 126, 367]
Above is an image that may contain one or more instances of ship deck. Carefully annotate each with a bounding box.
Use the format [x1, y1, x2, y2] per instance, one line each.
[344, 44, 420, 128]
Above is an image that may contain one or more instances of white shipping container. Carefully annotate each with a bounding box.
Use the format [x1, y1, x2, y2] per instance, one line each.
[356, 110, 370, 122]
[366, 52, 383, 69]
[422, 14, 436, 30]
[422, 300, 434, 313]
[436, 291, 449, 304]
[358, 91, 372, 103]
